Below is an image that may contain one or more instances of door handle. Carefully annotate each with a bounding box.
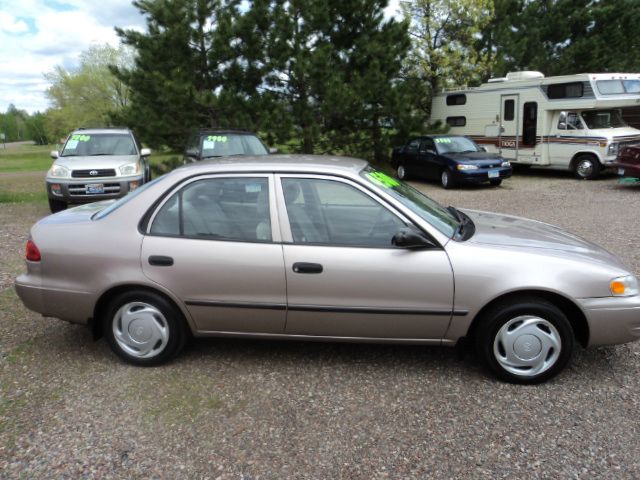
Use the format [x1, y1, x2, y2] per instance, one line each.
[149, 255, 174, 266]
[292, 262, 323, 274]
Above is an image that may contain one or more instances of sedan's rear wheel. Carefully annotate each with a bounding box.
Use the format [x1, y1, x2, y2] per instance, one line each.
[474, 297, 574, 383]
[397, 164, 407, 180]
[104, 290, 187, 366]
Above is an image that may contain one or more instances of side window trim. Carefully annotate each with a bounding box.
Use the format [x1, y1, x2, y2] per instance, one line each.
[275, 173, 413, 248]
[146, 173, 281, 243]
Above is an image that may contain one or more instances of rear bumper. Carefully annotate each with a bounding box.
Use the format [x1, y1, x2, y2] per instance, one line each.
[454, 167, 512, 184]
[15, 274, 93, 325]
[46, 175, 144, 204]
[578, 296, 640, 346]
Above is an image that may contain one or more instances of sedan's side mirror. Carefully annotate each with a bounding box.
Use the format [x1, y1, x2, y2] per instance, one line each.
[480, 146, 488, 152]
[269, 147, 278, 154]
[140, 148, 151, 156]
[184, 148, 199, 160]
[427, 149, 437, 155]
[392, 227, 437, 249]
[50, 150, 59, 159]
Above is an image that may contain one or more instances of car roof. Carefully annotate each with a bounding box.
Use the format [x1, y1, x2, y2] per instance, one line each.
[196, 129, 257, 135]
[72, 128, 132, 135]
[171, 154, 369, 176]
[419, 134, 467, 139]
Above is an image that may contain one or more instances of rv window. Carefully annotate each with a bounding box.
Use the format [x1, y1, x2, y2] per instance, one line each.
[596, 79, 640, 95]
[446, 116, 466, 127]
[547, 82, 584, 99]
[446, 94, 466, 106]
[504, 100, 515, 121]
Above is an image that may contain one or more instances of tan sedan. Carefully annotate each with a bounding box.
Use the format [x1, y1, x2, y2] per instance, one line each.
[15, 156, 640, 383]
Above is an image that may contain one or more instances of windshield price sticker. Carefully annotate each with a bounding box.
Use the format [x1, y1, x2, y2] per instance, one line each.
[366, 171, 400, 188]
[435, 138, 452, 143]
[66, 140, 79, 149]
[207, 135, 227, 142]
[71, 134, 90, 142]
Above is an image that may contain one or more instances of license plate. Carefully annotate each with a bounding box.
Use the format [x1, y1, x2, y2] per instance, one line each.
[86, 184, 104, 194]
[488, 170, 500, 178]
[618, 168, 625, 176]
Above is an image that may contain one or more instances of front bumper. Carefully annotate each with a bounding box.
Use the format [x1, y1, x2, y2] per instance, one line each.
[454, 167, 513, 184]
[579, 296, 640, 346]
[46, 175, 144, 204]
[611, 162, 640, 178]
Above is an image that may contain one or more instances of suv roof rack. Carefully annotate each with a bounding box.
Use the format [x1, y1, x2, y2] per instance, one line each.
[76, 126, 131, 131]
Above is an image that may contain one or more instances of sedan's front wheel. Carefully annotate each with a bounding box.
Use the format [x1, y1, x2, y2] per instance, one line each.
[474, 296, 574, 383]
[441, 169, 456, 189]
[104, 290, 187, 366]
[397, 164, 408, 180]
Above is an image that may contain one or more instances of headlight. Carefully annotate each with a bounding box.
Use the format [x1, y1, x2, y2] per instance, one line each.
[47, 164, 70, 178]
[119, 162, 141, 175]
[610, 275, 639, 296]
[501, 161, 511, 167]
[456, 164, 479, 171]
[607, 143, 619, 156]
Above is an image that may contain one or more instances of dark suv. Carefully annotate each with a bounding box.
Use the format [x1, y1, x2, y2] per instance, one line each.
[183, 129, 274, 163]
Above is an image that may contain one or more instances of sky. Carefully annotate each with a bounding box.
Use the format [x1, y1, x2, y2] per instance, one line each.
[0, 0, 401, 114]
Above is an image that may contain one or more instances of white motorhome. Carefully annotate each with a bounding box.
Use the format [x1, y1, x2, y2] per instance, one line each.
[431, 71, 640, 179]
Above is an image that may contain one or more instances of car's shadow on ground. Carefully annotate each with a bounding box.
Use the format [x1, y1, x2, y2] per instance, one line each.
[40, 324, 636, 387]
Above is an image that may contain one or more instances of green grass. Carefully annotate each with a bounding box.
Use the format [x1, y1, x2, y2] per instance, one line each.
[0, 144, 55, 173]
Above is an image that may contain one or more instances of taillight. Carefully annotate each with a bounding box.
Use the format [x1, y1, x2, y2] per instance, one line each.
[26, 239, 41, 262]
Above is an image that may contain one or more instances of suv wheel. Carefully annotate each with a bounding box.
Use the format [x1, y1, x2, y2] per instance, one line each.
[48, 198, 67, 213]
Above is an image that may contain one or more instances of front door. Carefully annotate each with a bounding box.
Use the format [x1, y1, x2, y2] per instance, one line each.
[499, 94, 520, 161]
[277, 175, 454, 340]
[141, 174, 287, 333]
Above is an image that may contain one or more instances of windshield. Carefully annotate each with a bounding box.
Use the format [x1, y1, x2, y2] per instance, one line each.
[200, 134, 268, 158]
[61, 133, 137, 157]
[93, 175, 165, 220]
[434, 137, 479, 154]
[360, 167, 459, 237]
[581, 109, 627, 129]
[596, 79, 640, 95]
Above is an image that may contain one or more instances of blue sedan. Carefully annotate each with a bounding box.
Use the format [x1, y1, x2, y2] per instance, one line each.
[391, 135, 513, 189]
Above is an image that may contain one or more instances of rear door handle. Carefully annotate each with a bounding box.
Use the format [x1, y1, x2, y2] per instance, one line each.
[292, 262, 323, 274]
[149, 255, 174, 266]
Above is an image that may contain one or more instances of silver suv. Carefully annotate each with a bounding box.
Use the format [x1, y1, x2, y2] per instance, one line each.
[47, 127, 151, 212]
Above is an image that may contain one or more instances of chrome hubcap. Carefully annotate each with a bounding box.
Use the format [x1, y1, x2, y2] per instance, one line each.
[397, 165, 405, 179]
[577, 159, 593, 177]
[493, 315, 561, 377]
[441, 171, 449, 187]
[113, 302, 169, 359]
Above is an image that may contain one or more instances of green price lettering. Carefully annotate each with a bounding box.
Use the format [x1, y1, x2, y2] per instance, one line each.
[71, 134, 90, 142]
[435, 138, 452, 143]
[207, 135, 228, 142]
[366, 171, 400, 188]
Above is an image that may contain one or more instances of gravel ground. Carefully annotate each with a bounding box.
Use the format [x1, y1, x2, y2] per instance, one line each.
[1, 169, 640, 479]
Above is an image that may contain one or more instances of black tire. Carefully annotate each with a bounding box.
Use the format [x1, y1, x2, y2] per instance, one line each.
[103, 290, 187, 366]
[490, 179, 502, 187]
[396, 163, 408, 180]
[473, 296, 574, 384]
[145, 163, 152, 183]
[573, 154, 601, 180]
[48, 198, 67, 213]
[441, 169, 456, 189]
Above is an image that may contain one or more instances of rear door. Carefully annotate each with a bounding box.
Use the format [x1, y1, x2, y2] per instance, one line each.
[141, 174, 287, 333]
[276, 174, 454, 340]
[499, 94, 520, 161]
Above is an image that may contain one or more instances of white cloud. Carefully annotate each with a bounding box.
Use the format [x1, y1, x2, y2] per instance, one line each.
[0, 0, 145, 113]
[0, 12, 29, 33]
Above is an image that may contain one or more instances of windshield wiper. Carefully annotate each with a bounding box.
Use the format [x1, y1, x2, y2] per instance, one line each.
[87, 153, 113, 156]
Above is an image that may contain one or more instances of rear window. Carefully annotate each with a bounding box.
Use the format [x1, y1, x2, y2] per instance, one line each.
[93, 175, 165, 220]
